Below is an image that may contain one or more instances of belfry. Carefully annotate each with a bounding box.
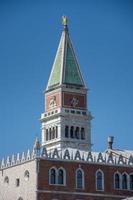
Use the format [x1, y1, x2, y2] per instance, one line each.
[41, 16, 92, 151]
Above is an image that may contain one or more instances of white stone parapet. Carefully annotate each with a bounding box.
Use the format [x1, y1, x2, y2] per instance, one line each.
[0, 146, 133, 170]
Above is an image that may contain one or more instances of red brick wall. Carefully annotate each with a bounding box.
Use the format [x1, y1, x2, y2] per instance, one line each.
[37, 159, 133, 200]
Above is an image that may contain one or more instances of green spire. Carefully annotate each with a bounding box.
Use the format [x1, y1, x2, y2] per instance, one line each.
[47, 17, 85, 90]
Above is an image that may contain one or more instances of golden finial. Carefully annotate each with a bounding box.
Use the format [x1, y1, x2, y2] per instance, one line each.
[62, 16, 68, 26]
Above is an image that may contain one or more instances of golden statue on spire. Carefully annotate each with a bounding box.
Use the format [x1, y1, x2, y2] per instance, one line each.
[62, 16, 68, 26]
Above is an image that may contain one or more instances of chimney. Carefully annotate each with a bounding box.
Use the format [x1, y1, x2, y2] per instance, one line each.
[107, 136, 114, 149]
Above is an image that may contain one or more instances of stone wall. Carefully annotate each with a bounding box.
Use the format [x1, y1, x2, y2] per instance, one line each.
[0, 160, 36, 200]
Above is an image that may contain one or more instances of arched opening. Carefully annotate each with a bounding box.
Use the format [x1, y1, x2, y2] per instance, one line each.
[130, 174, 133, 190]
[24, 170, 30, 181]
[56, 126, 58, 138]
[46, 129, 48, 141]
[65, 126, 69, 138]
[96, 170, 104, 191]
[58, 168, 65, 185]
[122, 173, 128, 190]
[70, 126, 74, 138]
[49, 168, 56, 184]
[49, 128, 52, 140]
[81, 127, 85, 140]
[75, 127, 79, 139]
[52, 127, 55, 139]
[76, 169, 84, 189]
[114, 173, 120, 189]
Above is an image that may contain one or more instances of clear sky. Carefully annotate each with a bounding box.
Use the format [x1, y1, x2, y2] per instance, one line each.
[0, 0, 133, 158]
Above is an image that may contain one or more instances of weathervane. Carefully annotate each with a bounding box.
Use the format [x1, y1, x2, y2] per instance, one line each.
[62, 16, 68, 27]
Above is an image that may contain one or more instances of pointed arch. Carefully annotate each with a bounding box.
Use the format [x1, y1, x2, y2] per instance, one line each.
[129, 173, 133, 190]
[58, 167, 66, 185]
[122, 172, 128, 190]
[49, 167, 57, 185]
[76, 168, 84, 189]
[114, 171, 121, 189]
[96, 169, 104, 191]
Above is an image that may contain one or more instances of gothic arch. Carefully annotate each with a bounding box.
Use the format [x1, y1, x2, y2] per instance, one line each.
[49, 167, 57, 185]
[76, 168, 85, 189]
[96, 169, 104, 191]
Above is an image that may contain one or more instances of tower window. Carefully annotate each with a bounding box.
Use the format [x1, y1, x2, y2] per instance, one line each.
[130, 174, 133, 190]
[65, 126, 69, 138]
[96, 170, 104, 191]
[75, 127, 79, 139]
[52, 127, 55, 139]
[49, 168, 56, 184]
[76, 169, 84, 189]
[81, 128, 85, 140]
[56, 126, 58, 138]
[70, 126, 74, 138]
[122, 173, 128, 190]
[46, 129, 48, 141]
[114, 173, 120, 189]
[49, 128, 52, 140]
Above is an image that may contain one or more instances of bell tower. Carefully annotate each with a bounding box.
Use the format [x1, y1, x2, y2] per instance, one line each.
[40, 16, 92, 151]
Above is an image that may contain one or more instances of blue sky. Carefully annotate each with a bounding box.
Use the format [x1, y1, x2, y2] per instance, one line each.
[0, 0, 133, 158]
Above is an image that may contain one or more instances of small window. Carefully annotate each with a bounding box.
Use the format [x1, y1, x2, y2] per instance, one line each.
[24, 170, 30, 181]
[114, 173, 120, 189]
[122, 173, 128, 190]
[49, 168, 56, 184]
[130, 174, 133, 190]
[16, 178, 20, 187]
[18, 198, 23, 200]
[96, 170, 104, 191]
[4, 176, 9, 185]
[76, 169, 84, 189]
